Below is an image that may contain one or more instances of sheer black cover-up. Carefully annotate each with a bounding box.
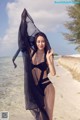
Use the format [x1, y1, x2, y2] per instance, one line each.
[12, 8, 51, 120]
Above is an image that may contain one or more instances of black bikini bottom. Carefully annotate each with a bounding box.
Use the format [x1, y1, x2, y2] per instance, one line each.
[37, 77, 52, 96]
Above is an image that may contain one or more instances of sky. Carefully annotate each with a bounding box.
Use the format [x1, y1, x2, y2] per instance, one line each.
[0, 0, 79, 57]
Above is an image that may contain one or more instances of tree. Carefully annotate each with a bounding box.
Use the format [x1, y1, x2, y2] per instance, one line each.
[63, 0, 80, 52]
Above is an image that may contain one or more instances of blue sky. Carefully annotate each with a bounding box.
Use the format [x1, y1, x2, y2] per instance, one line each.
[0, 0, 8, 37]
[0, 0, 79, 57]
[0, 0, 14, 37]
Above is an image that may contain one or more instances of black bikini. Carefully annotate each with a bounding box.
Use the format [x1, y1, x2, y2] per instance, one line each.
[31, 54, 52, 96]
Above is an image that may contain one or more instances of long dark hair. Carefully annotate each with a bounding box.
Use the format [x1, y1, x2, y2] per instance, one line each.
[34, 32, 49, 54]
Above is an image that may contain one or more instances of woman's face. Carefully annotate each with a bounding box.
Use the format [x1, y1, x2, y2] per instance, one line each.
[36, 36, 46, 51]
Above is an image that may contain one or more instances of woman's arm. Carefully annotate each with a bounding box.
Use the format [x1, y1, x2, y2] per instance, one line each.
[30, 48, 34, 57]
[46, 49, 56, 76]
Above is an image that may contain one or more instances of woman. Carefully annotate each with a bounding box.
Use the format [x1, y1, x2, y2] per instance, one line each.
[12, 9, 56, 120]
[30, 32, 56, 120]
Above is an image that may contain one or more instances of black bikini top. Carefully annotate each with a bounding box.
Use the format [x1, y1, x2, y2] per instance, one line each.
[31, 61, 48, 71]
[31, 51, 48, 71]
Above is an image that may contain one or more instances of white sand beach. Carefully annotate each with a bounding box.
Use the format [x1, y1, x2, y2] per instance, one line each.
[0, 57, 80, 120]
[58, 55, 80, 80]
[53, 60, 80, 120]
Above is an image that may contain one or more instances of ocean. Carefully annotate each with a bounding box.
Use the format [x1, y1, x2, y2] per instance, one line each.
[0, 57, 24, 110]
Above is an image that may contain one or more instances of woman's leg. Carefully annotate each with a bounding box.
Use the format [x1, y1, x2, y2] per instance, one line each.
[44, 84, 55, 120]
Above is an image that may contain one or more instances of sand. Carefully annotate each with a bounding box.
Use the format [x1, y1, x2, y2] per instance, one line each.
[0, 59, 80, 120]
[53, 60, 80, 120]
[58, 56, 80, 80]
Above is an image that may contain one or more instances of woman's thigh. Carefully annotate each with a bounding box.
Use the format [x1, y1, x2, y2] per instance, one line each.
[44, 84, 55, 118]
[44, 83, 55, 101]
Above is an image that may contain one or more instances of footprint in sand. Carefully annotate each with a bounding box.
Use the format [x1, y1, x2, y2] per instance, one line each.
[54, 118, 57, 120]
[54, 116, 64, 120]
[56, 64, 59, 66]
[77, 92, 80, 94]
[60, 116, 64, 119]
[60, 94, 63, 98]
[56, 75, 60, 78]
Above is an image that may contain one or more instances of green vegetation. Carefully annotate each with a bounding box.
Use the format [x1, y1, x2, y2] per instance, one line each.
[63, 0, 80, 52]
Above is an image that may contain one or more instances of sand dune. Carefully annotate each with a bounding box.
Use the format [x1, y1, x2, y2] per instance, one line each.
[58, 56, 80, 81]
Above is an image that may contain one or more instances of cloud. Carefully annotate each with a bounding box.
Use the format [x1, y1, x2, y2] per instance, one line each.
[0, 0, 69, 56]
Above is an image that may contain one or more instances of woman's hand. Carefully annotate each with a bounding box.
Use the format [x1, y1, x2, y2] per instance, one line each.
[46, 49, 54, 61]
[46, 49, 56, 76]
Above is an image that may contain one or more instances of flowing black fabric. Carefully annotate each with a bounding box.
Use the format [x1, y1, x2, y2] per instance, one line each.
[12, 8, 51, 120]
